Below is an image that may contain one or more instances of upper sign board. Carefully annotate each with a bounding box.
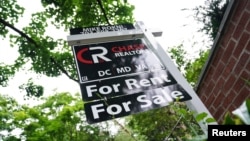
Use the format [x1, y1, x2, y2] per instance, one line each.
[70, 24, 135, 35]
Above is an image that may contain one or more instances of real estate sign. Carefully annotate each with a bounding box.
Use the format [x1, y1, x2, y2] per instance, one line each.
[69, 23, 192, 124]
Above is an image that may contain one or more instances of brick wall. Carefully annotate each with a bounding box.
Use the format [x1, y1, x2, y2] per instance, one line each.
[196, 0, 250, 124]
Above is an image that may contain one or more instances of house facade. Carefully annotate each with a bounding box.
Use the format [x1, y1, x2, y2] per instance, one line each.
[196, 0, 250, 124]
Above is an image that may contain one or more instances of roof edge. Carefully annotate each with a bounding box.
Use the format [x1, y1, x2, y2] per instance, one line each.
[195, 0, 236, 92]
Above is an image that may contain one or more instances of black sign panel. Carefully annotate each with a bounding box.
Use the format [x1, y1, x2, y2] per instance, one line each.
[80, 70, 177, 101]
[84, 84, 192, 124]
[72, 39, 165, 83]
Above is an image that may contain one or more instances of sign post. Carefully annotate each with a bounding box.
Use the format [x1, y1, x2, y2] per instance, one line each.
[67, 21, 216, 133]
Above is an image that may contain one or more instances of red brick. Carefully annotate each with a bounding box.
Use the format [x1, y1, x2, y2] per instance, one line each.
[212, 47, 225, 68]
[247, 1, 250, 12]
[213, 62, 225, 80]
[223, 74, 237, 94]
[206, 94, 216, 107]
[231, 0, 248, 23]
[240, 70, 250, 81]
[239, 87, 250, 99]
[200, 95, 207, 102]
[245, 59, 250, 72]
[233, 12, 249, 40]
[241, 11, 250, 28]
[224, 57, 237, 76]
[228, 104, 237, 112]
[246, 19, 250, 32]
[239, 51, 250, 68]
[213, 77, 225, 94]
[246, 39, 250, 52]
[214, 106, 226, 123]
[196, 82, 206, 95]
[204, 86, 213, 96]
[231, 103, 238, 111]
[222, 94, 234, 108]
[206, 80, 216, 92]
[228, 90, 238, 107]
[233, 78, 245, 94]
[198, 66, 216, 94]
[233, 87, 249, 107]
[226, 89, 238, 104]
[224, 105, 232, 116]
[213, 91, 224, 107]
[233, 20, 245, 40]
[209, 107, 216, 116]
[201, 81, 208, 90]
[221, 22, 236, 47]
[202, 81, 209, 89]
[223, 39, 236, 61]
[234, 99, 248, 108]
[234, 63, 245, 76]
[239, 70, 250, 93]
[206, 66, 215, 81]
[232, 101, 242, 110]
[234, 32, 249, 58]
[240, 31, 249, 48]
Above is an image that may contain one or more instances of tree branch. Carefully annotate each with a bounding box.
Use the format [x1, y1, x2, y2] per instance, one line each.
[96, 0, 111, 25]
[165, 116, 183, 140]
[113, 119, 138, 141]
[0, 18, 78, 83]
[0, 18, 37, 45]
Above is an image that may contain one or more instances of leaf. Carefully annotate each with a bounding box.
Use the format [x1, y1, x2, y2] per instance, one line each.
[13, 111, 29, 121]
[195, 112, 208, 122]
[223, 112, 235, 125]
[205, 117, 216, 123]
[245, 99, 250, 113]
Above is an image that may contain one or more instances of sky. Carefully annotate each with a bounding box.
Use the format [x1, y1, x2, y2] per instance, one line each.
[0, 0, 210, 106]
[129, 0, 207, 47]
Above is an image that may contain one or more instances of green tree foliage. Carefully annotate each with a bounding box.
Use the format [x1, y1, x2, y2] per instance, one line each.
[0, 94, 22, 140]
[193, 0, 229, 40]
[167, 44, 210, 87]
[0, 92, 116, 141]
[167, 0, 229, 87]
[127, 102, 205, 141]
[0, 0, 135, 97]
[19, 78, 44, 98]
[0, 0, 25, 87]
[168, 0, 229, 87]
[114, 129, 139, 141]
[185, 50, 209, 87]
